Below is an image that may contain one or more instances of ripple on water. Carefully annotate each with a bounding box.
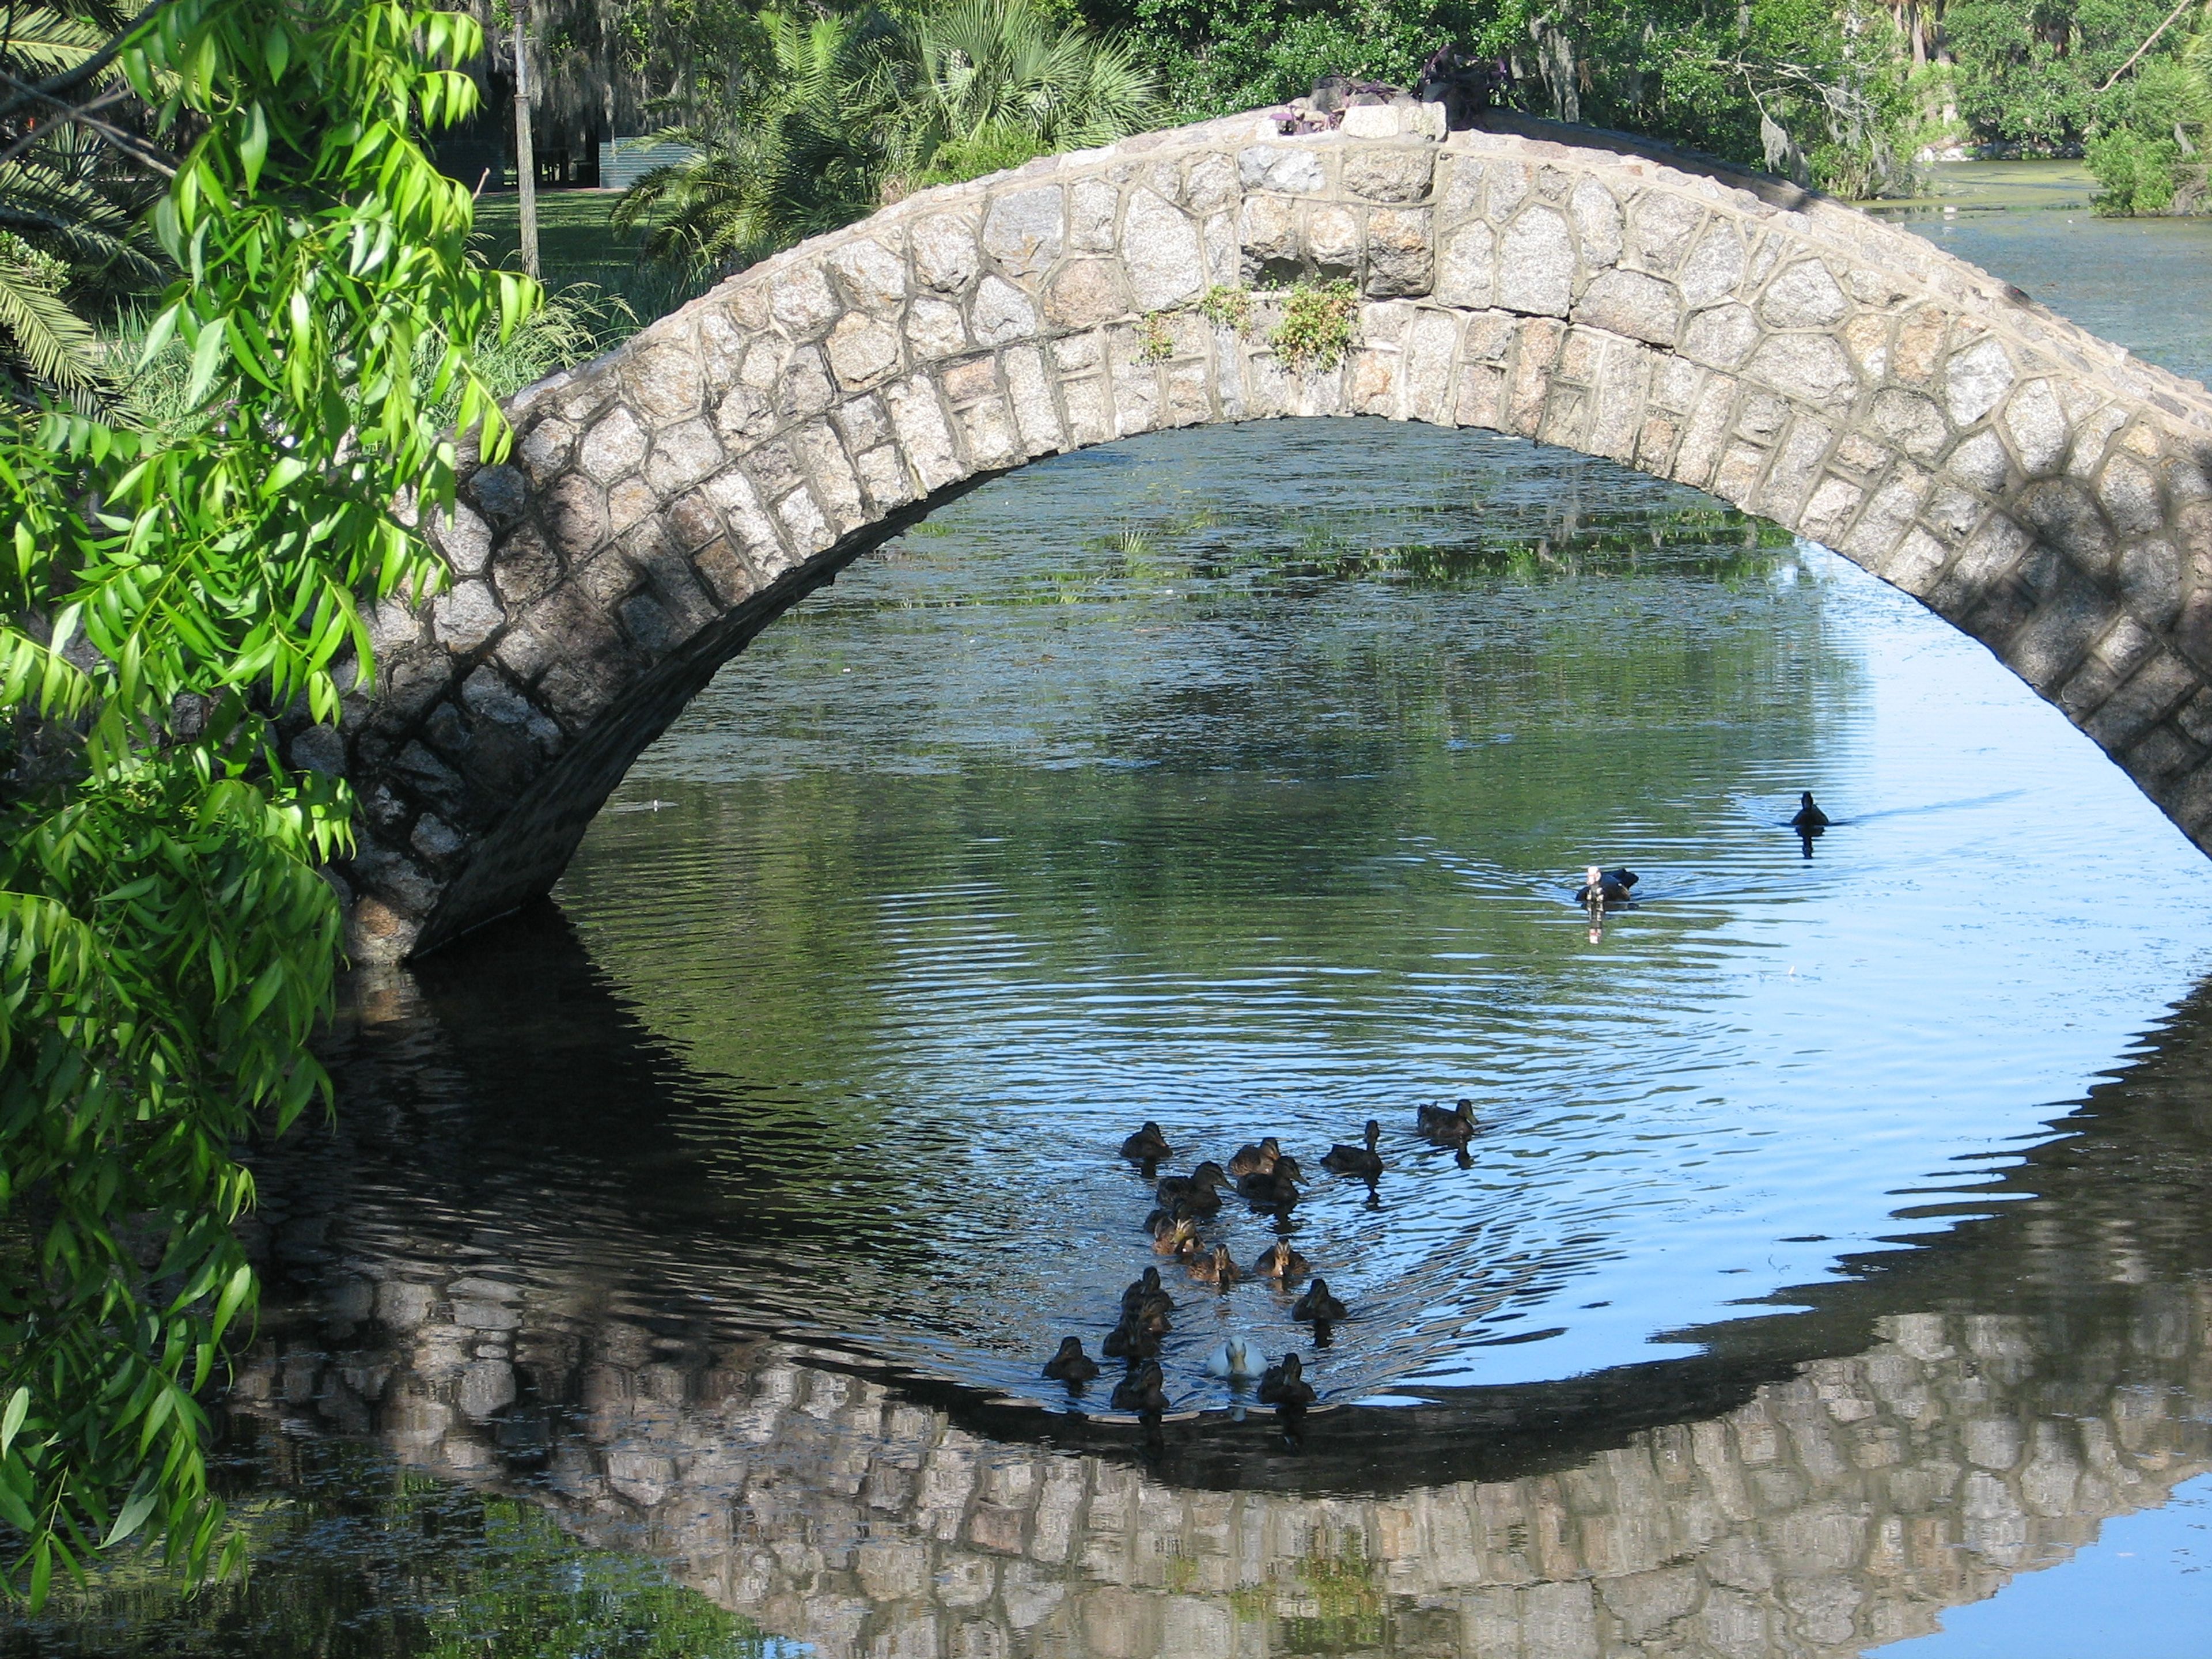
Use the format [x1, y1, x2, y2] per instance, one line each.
[430, 421, 2212, 1418]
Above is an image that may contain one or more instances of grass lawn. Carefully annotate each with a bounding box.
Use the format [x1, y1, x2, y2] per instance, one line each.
[471, 190, 709, 329]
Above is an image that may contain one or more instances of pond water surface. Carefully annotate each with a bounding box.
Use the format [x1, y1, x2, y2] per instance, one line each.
[14, 167, 2212, 1659]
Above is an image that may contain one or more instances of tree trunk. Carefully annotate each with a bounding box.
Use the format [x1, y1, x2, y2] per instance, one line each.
[513, 1, 539, 280]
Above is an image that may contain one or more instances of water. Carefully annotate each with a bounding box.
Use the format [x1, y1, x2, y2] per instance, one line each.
[16, 169, 2212, 1659]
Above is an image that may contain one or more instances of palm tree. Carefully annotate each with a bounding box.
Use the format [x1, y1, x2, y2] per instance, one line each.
[0, 2, 162, 406]
[614, 0, 1160, 274]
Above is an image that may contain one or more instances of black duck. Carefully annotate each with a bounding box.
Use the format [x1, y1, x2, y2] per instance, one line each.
[1789, 791, 1831, 831]
[1251, 1238, 1312, 1282]
[1257, 1353, 1316, 1411]
[1293, 1278, 1347, 1322]
[1120, 1121, 1173, 1161]
[1416, 1099, 1476, 1145]
[1042, 1337, 1099, 1384]
[1111, 1359, 1169, 1415]
[1226, 1136, 1281, 1177]
[1321, 1119, 1384, 1177]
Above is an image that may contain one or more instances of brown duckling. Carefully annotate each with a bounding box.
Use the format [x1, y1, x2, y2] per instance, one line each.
[1416, 1099, 1476, 1145]
[1292, 1278, 1348, 1323]
[1251, 1238, 1312, 1282]
[1111, 1358, 1169, 1415]
[1321, 1119, 1384, 1178]
[1149, 1215, 1202, 1259]
[1120, 1121, 1173, 1161]
[1226, 1136, 1281, 1177]
[1043, 1337, 1099, 1384]
[1188, 1242, 1242, 1290]
[1257, 1353, 1316, 1411]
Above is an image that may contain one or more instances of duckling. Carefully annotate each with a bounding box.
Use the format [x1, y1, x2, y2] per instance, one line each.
[1257, 1353, 1316, 1410]
[1120, 1121, 1173, 1161]
[1188, 1242, 1242, 1289]
[1238, 1164, 1302, 1209]
[1043, 1336, 1100, 1384]
[1120, 1265, 1177, 1316]
[1101, 1306, 1168, 1359]
[1149, 1215, 1202, 1259]
[1226, 1136, 1281, 1177]
[1293, 1278, 1348, 1323]
[1788, 791, 1830, 832]
[1251, 1238, 1312, 1282]
[1321, 1119, 1384, 1178]
[1111, 1358, 1169, 1415]
[1416, 1098, 1477, 1145]
[1573, 866, 1638, 907]
[1205, 1336, 1265, 1380]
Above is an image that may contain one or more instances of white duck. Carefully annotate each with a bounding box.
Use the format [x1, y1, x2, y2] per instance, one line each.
[1205, 1336, 1265, 1381]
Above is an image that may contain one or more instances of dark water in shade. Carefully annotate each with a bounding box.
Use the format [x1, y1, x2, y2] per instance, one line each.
[14, 167, 2212, 1659]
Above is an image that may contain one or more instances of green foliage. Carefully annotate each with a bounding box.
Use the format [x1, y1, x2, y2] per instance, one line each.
[1948, 0, 2186, 150]
[1268, 278, 1357, 370]
[615, 0, 1159, 271]
[1198, 284, 1252, 330]
[2088, 122, 2183, 208]
[0, 0, 533, 1608]
[1138, 310, 1173, 360]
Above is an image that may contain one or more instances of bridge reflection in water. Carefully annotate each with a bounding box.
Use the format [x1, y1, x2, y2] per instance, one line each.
[229, 921, 2212, 1659]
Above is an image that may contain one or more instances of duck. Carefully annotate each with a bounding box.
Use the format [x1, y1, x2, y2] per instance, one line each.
[1257, 1353, 1316, 1411]
[1293, 1278, 1348, 1323]
[1120, 1121, 1173, 1161]
[1111, 1358, 1169, 1415]
[1205, 1336, 1265, 1381]
[1416, 1098, 1476, 1145]
[1101, 1306, 1168, 1359]
[1226, 1136, 1281, 1177]
[1156, 1161, 1228, 1217]
[1043, 1337, 1100, 1384]
[1251, 1238, 1312, 1282]
[1121, 1266, 1177, 1316]
[1188, 1242, 1242, 1289]
[1238, 1163, 1302, 1210]
[1321, 1119, 1384, 1178]
[1573, 866, 1637, 907]
[1149, 1215, 1202, 1259]
[1789, 791, 1831, 831]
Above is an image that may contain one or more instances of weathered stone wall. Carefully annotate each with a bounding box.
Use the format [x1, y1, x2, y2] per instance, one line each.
[235, 1255, 2212, 1659]
[320, 105, 2212, 960]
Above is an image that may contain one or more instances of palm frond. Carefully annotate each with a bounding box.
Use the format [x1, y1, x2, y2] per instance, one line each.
[0, 251, 116, 407]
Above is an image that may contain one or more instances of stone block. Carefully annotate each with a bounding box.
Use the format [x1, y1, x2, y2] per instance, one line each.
[828, 313, 902, 390]
[828, 238, 907, 312]
[913, 211, 982, 293]
[1679, 221, 1747, 308]
[1759, 259, 1849, 329]
[982, 185, 1065, 278]
[1497, 206, 1573, 317]
[1574, 268, 1679, 346]
[1044, 260, 1130, 328]
[1435, 220, 1495, 308]
[1745, 332, 1859, 414]
[1364, 207, 1433, 296]
[1569, 175, 1623, 267]
[1305, 202, 1361, 274]
[1680, 303, 1759, 370]
[768, 266, 840, 339]
[1238, 145, 1326, 194]
[1344, 145, 1435, 203]
[1944, 335, 2016, 426]
[579, 406, 649, 483]
[1124, 188, 1206, 310]
[1627, 191, 1703, 273]
[1870, 388, 1950, 460]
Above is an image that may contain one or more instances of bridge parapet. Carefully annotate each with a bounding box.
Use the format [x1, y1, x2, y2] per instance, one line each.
[321, 106, 2212, 960]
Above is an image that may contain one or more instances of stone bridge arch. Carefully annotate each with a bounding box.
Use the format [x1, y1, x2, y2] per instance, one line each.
[329, 105, 2212, 961]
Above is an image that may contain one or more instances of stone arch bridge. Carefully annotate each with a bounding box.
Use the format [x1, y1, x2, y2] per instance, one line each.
[325, 104, 2212, 961]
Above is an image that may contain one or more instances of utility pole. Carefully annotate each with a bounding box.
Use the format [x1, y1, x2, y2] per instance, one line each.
[512, 0, 539, 279]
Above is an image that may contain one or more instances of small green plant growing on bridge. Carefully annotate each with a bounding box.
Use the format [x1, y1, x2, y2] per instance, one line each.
[1269, 278, 1358, 370]
[1137, 310, 1173, 362]
[1197, 284, 1252, 331]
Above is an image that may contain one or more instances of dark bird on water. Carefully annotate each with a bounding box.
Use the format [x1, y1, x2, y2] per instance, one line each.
[1121, 1266, 1175, 1320]
[1293, 1278, 1348, 1323]
[1102, 1308, 1168, 1359]
[1043, 1337, 1099, 1384]
[1226, 1136, 1282, 1177]
[1257, 1353, 1316, 1411]
[1156, 1161, 1228, 1216]
[1111, 1358, 1169, 1415]
[1417, 1099, 1477, 1145]
[1574, 866, 1637, 907]
[1789, 791, 1831, 832]
[1321, 1119, 1384, 1178]
[1189, 1242, 1242, 1288]
[1252, 1238, 1312, 1282]
[1238, 1162, 1302, 1209]
[1120, 1121, 1172, 1161]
